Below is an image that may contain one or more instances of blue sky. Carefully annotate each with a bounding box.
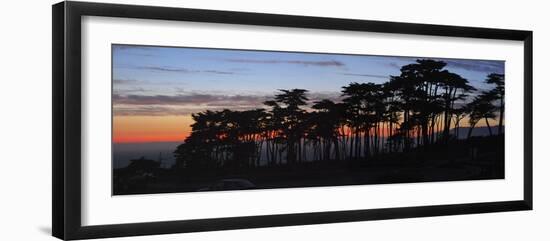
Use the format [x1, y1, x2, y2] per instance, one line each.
[112, 44, 504, 116]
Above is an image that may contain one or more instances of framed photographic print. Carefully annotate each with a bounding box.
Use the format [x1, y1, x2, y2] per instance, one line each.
[52, 1, 533, 240]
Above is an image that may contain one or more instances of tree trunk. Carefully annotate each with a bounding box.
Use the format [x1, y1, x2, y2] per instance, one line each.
[422, 120, 429, 148]
[349, 127, 354, 159]
[334, 138, 340, 161]
[498, 97, 504, 135]
[406, 114, 410, 150]
[389, 122, 393, 152]
[355, 131, 360, 159]
[365, 128, 370, 159]
[467, 124, 475, 139]
[485, 117, 493, 136]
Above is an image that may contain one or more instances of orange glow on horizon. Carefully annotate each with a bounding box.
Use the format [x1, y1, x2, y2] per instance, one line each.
[113, 114, 502, 143]
[113, 115, 192, 143]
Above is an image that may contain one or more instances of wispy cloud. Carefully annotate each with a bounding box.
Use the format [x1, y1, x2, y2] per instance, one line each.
[113, 91, 343, 116]
[112, 45, 159, 57]
[113, 93, 268, 116]
[114, 106, 181, 116]
[113, 45, 157, 51]
[114, 87, 148, 95]
[385, 58, 504, 74]
[340, 73, 389, 79]
[384, 58, 504, 74]
[440, 59, 504, 74]
[138, 66, 187, 72]
[308, 92, 343, 103]
[137, 66, 236, 75]
[113, 79, 139, 84]
[113, 93, 267, 106]
[114, 105, 266, 116]
[225, 59, 345, 67]
[202, 70, 235, 75]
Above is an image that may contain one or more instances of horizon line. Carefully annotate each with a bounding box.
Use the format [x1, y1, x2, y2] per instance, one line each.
[113, 125, 503, 145]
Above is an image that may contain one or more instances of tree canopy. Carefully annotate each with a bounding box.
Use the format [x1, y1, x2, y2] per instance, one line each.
[174, 59, 504, 170]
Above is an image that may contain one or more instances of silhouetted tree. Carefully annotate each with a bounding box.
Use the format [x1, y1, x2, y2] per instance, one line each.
[266, 89, 309, 164]
[311, 99, 342, 161]
[466, 94, 497, 139]
[172, 58, 502, 171]
[439, 70, 476, 143]
[485, 73, 505, 135]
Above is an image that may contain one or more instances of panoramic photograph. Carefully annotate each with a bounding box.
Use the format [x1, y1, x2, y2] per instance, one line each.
[112, 44, 505, 195]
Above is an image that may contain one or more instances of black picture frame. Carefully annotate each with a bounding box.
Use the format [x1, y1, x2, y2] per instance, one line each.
[52, 1, 533, 240]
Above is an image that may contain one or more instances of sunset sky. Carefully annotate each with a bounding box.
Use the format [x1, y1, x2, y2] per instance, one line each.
[112, 44, 504, 143]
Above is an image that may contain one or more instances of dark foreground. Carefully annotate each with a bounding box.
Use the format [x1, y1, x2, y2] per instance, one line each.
[113, 136, 504, 195]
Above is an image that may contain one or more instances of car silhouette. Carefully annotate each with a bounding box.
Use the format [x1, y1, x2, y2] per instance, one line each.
[198, 178, 256, 191]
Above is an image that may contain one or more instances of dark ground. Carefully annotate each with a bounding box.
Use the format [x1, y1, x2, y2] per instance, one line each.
[113, 135, 504, 195]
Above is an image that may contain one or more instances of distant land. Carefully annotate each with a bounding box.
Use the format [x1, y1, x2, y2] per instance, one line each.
[113, 141, 180, 169]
